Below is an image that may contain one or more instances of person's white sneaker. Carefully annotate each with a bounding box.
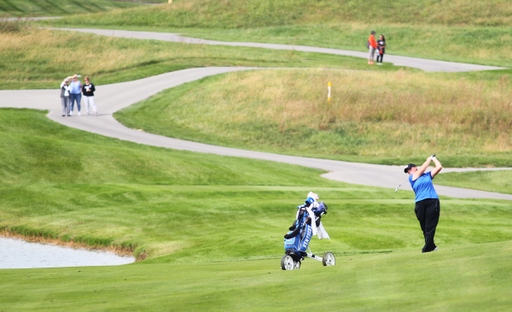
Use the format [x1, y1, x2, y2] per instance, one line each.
[70, 112, 72, 116]
[78, 112, 81, 116]
[433, 247, 438, 252]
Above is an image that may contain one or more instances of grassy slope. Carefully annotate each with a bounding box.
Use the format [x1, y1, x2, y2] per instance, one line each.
[0, 0, 146, 17]
[43, 0, 512, 67]
[1, 108, 512, 311]
[0, 28, 392, 90]
[0, 3, 509, 185]
[114, 69, 512, 170]
[46, 0, 512, 28]
[0, 108, 344, 258]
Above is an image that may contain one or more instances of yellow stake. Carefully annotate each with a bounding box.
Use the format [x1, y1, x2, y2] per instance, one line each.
[327, 82, 332, 103]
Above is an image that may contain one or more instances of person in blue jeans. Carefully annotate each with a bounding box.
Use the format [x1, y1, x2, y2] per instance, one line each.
[404, 155, 443, 253]
[69, 74, 82, 116]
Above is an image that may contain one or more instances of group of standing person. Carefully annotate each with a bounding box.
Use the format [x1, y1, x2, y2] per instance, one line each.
[60, 74, 98, 117]
[367, 30, 386, 65]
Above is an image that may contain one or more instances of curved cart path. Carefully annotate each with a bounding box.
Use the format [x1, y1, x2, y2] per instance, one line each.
[52, 28, 507, 73]
[1, 66, 511, 200]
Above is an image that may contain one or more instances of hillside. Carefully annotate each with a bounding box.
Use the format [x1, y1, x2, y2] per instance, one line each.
[42, 0, 512, 68]
[53, 0, 512, 28]
[0, 0, 159, 17]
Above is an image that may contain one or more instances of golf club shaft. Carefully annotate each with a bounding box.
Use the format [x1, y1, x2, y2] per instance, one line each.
[395, 177, 409, 192]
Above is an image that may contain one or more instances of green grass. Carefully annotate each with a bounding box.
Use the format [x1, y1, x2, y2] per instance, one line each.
[1, 241, 512, 311]
[436, 170, 512, 195]
[1, 108, 512, 310]
[114, 69, 512, 169]
[176, 25, 512, 67]
[0, 108, 340, 186]
[0, 107, 345, 257]
[46, 0, 512, 28]
[0, 0, 152, 17]
[42, 0, 512, 67]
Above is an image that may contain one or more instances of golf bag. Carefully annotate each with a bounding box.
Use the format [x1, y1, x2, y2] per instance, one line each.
[283, 201, 328, 263]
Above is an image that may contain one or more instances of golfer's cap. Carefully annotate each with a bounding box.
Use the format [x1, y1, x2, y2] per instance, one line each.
[404, 163, 416, 173]
[371, 30, 376, 34]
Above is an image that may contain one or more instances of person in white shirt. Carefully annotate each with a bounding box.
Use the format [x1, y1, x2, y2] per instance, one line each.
[59, 76, 74, 117]
[82, 76, 98, 116]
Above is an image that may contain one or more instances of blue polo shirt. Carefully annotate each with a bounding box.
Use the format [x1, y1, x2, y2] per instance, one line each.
[69, 80, 81, 94]
[409, 172, 439, 203]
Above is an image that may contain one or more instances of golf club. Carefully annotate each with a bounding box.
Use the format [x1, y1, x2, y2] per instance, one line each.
[395, 177, 409, 192]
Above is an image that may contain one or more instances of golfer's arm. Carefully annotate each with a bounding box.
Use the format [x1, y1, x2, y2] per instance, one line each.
[412, 158, 431, 181]
[430, 158, 443, 178]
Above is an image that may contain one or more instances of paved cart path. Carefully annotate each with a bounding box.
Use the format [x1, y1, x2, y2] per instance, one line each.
[1, 66, 511, 200]
[52, 28, 508, 73]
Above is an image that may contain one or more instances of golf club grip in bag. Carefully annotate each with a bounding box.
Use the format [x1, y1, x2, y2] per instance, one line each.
[284, 224, 301, 239]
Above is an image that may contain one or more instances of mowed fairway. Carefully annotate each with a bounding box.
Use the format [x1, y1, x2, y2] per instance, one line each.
[2, 240, 512, 311]
[1, 109, 512, 311]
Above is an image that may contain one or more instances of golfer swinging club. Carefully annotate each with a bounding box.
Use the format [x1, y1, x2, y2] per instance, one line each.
[404, 155, 443, 253]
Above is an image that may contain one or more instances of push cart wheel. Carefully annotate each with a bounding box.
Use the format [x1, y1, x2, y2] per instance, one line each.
[322, 252, 336, 266]
[293, 260, 301, 270]
[281, 255, 295, 270]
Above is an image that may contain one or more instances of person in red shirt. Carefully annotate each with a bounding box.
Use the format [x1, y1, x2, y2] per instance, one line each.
[368, 31, 377, 65]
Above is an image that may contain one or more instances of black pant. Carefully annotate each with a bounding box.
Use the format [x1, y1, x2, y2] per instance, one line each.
[415, 198, 440, 253]
[376, 52, 384, 63]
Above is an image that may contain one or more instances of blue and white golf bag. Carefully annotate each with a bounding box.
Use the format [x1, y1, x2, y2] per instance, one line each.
[284, 198, 329, 262]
